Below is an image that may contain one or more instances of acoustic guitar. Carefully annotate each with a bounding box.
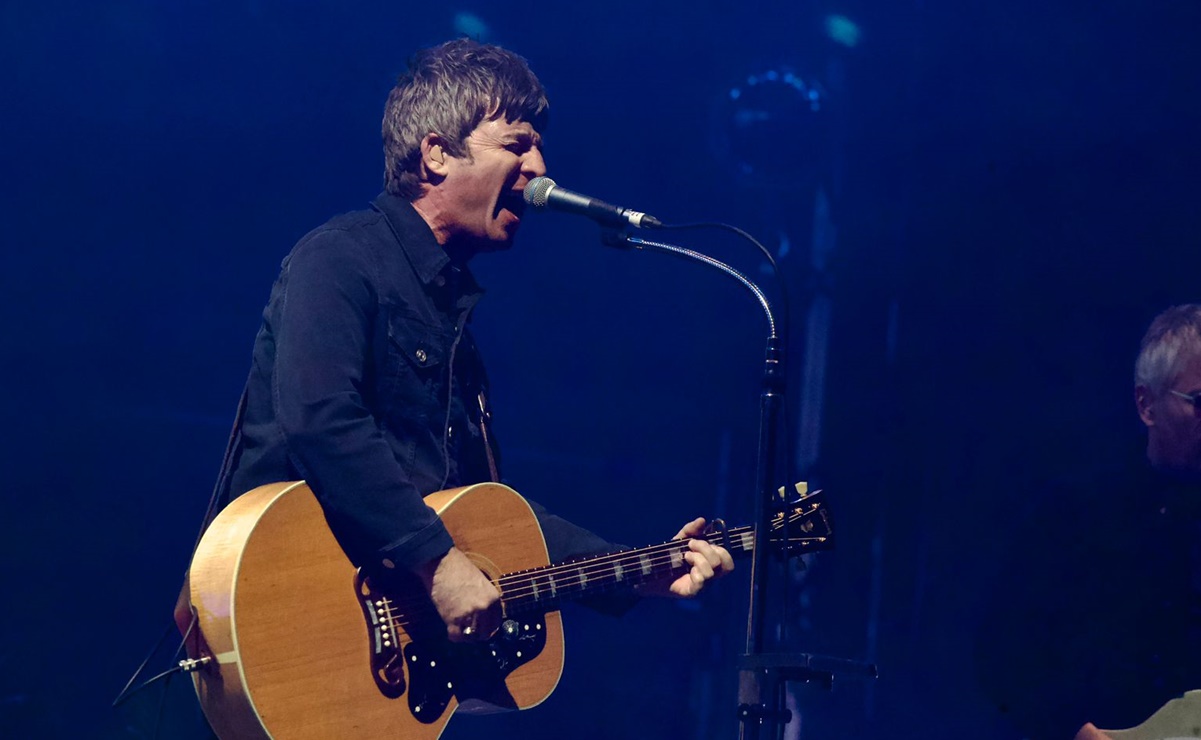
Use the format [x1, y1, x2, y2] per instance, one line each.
[1075, 690, 1201, 739]
[181, 480, 832, 738]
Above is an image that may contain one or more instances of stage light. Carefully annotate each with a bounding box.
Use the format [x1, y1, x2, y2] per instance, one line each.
[452, 11, 491, 40]
[711, 68, 829, 189]
[824, 14, 861, 48]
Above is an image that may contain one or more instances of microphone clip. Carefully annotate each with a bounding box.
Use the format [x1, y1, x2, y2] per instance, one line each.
[599, 227, 635, 249]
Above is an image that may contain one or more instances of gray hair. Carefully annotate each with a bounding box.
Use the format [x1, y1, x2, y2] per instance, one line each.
[1134, 304, 1201, 392]
[382, 38, 549, 199]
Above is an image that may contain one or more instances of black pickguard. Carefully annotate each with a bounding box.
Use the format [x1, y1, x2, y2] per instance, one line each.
[403, 617, 550, 723]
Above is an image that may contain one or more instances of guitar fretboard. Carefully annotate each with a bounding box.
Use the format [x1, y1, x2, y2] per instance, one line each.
[496, 526, 757, 614]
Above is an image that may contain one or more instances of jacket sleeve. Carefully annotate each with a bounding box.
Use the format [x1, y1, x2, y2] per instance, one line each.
[525, 498, 640, 616]
[271, 228, 453, 571]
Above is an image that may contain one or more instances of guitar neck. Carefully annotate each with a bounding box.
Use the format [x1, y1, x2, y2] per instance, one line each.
[497, 526, 756, 614]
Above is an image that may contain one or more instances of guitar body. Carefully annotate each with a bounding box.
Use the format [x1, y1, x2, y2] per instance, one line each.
[186, 481, 564, 739]
[182, 478, 831, 738]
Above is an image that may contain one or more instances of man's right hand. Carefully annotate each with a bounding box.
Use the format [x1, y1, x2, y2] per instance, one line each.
[416, 547, 501, 642]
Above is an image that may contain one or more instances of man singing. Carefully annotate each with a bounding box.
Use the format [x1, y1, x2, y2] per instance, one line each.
[220, 38, 732, 655]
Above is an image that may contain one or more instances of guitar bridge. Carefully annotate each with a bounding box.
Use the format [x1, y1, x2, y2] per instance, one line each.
[356, 572, 406, 699]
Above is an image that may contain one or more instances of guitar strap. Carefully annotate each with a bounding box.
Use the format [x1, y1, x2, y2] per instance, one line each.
[158, 376, 248, 701]
[192, 375, 251, 550]
[201, 374, 492, 535]
[477, 389, 500, 483]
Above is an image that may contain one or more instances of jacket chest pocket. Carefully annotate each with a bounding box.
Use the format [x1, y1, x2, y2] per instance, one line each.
[384, 309, 452, 423]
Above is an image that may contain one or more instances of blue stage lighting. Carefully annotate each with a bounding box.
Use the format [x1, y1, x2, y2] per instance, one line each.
[712, 68, 829, 189]
[824, 14, 861, 48]
[453, 11, 491, 40]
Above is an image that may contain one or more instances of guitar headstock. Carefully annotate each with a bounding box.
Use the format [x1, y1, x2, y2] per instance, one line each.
[770, 483, 834, 555]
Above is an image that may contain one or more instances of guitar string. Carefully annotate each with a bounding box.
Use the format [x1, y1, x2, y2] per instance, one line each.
[377, 545, 699, 615]
[497, 546, 704, 602]
[378, 533, 823, 622]
[494, 508, 820, 590]
[374, 530, 826, 624]
[372, 534, 824, 630]
[494, 532, 828, 606]
[492, 504, 816, 587]
[369, 510, 826, 624]
[493, 532, 748, 596]
[395, 519, 824, 615]
[493, 528, 749, 586]
[374, 548, 699, 626]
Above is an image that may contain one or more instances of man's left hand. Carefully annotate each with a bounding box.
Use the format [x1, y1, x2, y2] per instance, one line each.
[643, 517, 735, 598]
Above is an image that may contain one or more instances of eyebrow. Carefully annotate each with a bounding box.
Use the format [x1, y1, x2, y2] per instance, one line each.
[507, 131, 543, 148]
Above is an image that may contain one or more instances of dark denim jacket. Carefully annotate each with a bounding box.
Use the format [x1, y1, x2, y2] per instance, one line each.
[227, 193, 619, 578]
[228, 192, 499, 571]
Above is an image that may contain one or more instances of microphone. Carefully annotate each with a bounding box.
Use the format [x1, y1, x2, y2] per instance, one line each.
[523, 176, 662, 229]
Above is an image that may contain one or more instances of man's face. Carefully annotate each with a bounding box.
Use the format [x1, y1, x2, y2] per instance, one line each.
[439, 117, 546, 250]
[1139, 348, 1201, 479]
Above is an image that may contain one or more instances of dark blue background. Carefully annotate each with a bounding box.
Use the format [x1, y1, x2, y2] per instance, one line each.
[3, 1, 1200, 737]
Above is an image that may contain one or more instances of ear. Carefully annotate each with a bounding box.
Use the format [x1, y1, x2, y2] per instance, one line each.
[1135, 384, 1156, 428]
[420, 133, 450, 178]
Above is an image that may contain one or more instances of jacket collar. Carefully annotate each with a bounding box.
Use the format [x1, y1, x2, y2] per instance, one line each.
[371, 191, 451, 286]
[371, 191, 485, 308]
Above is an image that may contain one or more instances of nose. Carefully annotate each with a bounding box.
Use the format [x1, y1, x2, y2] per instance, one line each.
[523, 146, 547, 179]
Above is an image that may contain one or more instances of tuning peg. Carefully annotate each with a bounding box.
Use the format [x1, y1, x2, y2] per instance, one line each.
[776, 481, 809, 503]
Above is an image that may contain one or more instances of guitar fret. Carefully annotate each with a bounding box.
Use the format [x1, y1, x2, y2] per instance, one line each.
[498, 490, 828, 617]
[739, 531, 754, 552]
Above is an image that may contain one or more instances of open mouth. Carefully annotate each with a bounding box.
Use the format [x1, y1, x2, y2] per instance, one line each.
[497, 190, 526, 220]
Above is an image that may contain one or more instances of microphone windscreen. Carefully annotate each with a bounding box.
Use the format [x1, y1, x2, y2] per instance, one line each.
[523, 176, 556, 207]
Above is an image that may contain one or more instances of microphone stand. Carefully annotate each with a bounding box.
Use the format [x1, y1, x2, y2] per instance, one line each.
[600, 228, 875, 740]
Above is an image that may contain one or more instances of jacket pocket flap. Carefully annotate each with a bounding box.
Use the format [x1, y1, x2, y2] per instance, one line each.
[387, 311, 450, 369]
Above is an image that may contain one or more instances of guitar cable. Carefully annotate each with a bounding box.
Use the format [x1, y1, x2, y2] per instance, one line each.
[112, 612, 212, 707]
[112, 380, 250, 739]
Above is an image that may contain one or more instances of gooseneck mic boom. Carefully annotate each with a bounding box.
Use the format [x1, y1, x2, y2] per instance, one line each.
[523, 176, 662, 229]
